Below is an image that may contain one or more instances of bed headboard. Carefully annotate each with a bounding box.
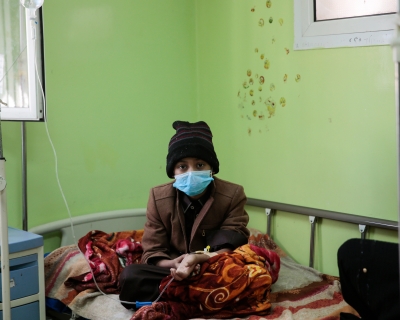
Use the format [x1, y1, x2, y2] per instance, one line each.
[29, 208, 147, 247]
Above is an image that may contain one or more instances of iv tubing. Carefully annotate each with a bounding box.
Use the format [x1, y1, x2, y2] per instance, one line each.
[34, 29, 172, 308]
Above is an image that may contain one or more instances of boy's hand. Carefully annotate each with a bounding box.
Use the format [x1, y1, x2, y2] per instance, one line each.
[170, 252, 216, 281]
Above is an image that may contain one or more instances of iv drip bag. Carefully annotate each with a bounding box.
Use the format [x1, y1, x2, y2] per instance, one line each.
[20, 0, 44, 39]
[20, 0, 44, 10]
[20, 0, 44, 19]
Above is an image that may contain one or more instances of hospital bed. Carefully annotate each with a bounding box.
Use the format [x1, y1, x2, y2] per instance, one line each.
[30, 198, 398, 320]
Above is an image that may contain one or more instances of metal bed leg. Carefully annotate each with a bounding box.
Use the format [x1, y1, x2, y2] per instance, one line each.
[309, 216, 316, 268]
[359, 224, 367, 239]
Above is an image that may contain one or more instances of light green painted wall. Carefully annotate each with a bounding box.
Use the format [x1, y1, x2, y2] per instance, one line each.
[2, 0, 398, 275]
[3, 0, 198, 251]
[196, 1, 398, 275]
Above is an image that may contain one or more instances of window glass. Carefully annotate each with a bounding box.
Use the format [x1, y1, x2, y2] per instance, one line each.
[316, 0, 397, 21]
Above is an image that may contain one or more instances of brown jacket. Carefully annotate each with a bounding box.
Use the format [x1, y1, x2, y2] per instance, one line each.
[141, 177, 250, 263]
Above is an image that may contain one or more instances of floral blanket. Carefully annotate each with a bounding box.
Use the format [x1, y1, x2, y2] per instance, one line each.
[131, 244, 280, 319]
[45, 229, 143, 302]
[65, 229, 144, 293]
[44, 229, 355, 320]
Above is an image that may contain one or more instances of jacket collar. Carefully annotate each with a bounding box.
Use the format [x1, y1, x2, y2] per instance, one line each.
[180, 186, 212, 213]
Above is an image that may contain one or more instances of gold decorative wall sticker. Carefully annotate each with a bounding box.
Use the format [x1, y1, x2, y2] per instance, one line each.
[267, 106, 276, 118]
[236, 1, 302, 134]
[265, 97, 276, 118]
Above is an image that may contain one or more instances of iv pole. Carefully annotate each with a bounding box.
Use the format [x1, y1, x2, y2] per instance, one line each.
[19, 1, 45, 233]
[393, 0, 400, 302]
[22, 121, 28, 231]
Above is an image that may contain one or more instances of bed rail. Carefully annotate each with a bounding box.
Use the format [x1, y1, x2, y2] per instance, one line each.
[29, 208, 147, 247]
[30, 201, 398, 268]
[246, 198, 398, 268]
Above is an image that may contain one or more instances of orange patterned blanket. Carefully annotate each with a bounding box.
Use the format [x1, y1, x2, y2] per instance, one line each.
[130, 244, 280, 319]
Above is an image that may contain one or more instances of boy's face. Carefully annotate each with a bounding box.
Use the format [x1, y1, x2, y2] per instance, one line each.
[174, 157, 212, 176]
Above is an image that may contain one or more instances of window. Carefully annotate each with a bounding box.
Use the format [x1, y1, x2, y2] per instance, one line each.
[315, 0, 396, 21]
[0, 1, 44, 121]
[294, 0, 397, 50]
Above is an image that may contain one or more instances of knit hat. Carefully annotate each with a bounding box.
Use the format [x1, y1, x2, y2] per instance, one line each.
[166, 121, 219, 178]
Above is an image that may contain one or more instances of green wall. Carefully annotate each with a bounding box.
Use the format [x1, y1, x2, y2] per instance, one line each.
[2, 0, 398, 276]
[195, 1, 398, 275]
[3, 0, 198, 244]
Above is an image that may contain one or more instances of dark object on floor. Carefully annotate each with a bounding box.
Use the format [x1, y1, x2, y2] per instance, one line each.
[46, 308, 74, 320]
[338, 238, 400, 320]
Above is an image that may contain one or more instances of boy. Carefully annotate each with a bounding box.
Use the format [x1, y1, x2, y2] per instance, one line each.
[119, 120, 249, 308]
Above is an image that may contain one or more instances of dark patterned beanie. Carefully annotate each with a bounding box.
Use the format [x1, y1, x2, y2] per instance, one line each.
[166, 121, 219, 178]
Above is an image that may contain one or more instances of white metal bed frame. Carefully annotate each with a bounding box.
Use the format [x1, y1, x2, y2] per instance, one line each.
[29, 208, 147, 247]
[29, 199, 398, 269]
[246, 198, 398, 268]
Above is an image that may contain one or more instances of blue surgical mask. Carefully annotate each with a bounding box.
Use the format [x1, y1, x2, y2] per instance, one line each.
[173, 170, 214, 197]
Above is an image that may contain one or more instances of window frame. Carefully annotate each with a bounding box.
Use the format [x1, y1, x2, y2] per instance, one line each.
[1, 5, 44, 121]
[294, 0, 397, 50]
